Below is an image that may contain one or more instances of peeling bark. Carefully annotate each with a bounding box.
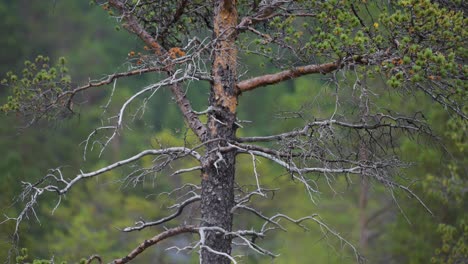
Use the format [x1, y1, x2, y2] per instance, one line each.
[200, 1, 239, 263]
[211, 0, 238, 113]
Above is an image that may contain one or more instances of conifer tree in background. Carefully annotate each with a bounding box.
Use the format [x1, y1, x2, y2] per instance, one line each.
[1, 1, 466, 263]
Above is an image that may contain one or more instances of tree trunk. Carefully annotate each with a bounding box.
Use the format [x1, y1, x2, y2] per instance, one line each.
[358, 76, 370, 251]
[359, 170, 369, 250]
[200, 1, 238, 263]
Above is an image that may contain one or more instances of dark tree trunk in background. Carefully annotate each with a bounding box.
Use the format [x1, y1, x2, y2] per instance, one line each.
[358, 79, 370, 252]
[200, 1, 238, 263]
[359, 172, 369, 250]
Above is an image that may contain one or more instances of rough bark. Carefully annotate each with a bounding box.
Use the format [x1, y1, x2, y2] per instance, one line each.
[200, 1, 238, 263]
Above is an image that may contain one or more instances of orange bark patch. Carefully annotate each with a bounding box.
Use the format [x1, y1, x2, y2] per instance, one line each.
[211, 0, 239, 113]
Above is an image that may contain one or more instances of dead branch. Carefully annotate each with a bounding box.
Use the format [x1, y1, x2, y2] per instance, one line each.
[57, 147, 201, 194]
[238, 116, 429, 143]
[416, 83, 467, 120]
[239, 150, 362, 175]
[232, 204, 287, 232]
[123, 195, 201, 232]
[170, 166, 202, 176]
[310, 216, 364, 263]
[199, 226, 279, 259]
[111, 225, 198, 264]
[5, 145, 202, 240]
[86, 255, 103, 264]
[66, 66, 164, 103]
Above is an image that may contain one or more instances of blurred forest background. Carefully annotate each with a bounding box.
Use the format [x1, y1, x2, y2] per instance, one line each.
[0, 1, 466, 263]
